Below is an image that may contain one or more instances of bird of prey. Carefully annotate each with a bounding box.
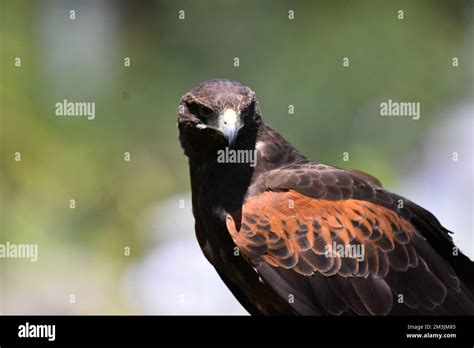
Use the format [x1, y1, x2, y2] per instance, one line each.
[177, 79, 474, 315]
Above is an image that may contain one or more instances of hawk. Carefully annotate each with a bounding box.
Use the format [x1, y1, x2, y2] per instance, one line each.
[177, 79, 474, 315]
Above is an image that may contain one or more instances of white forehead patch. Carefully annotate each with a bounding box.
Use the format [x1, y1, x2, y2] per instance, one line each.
[222, 109, 237, 125]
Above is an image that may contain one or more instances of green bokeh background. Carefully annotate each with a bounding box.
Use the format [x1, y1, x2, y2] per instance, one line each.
[1, 0, 473, 313]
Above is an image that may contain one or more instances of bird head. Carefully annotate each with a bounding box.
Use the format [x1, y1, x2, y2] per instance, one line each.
[178, 79, 262, 158]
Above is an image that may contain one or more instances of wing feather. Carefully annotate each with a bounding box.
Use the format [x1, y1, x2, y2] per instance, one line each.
[225, 189, 472, 314]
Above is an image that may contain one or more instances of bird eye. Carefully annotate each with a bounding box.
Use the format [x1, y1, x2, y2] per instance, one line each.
[240, 101, 254, 116]
[186, 102, 215, 119]
[196, 105, 214, 118]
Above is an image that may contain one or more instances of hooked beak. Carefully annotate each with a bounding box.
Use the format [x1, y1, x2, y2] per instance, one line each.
[220, 109, 242, 147]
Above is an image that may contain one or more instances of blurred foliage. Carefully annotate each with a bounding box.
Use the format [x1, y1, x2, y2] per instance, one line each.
[0, 0, 472, 313]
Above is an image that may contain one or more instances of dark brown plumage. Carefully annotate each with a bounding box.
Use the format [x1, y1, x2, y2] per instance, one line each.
[177, 78, 474, 315]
